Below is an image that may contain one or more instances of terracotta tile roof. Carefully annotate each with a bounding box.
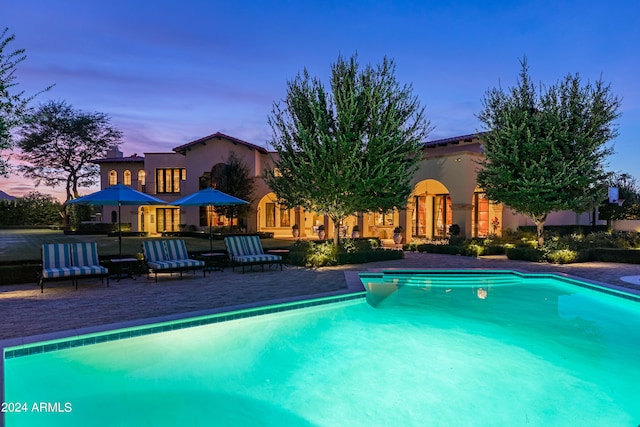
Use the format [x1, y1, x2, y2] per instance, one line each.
[173, 132, 268, 155]
[91, 156, 145, 164]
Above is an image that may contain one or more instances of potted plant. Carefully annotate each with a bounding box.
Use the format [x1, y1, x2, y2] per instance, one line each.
[448, 223, 462, 245]
[292, 224, 300, 239]
[317, 224, 325, 240]
[351, 225, 360, 239]
[393, 226, 403, 244]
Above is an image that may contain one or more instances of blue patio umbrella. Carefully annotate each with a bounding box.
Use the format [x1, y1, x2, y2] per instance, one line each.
[171, 188, 249, 252]
[66, 184, 168, 258]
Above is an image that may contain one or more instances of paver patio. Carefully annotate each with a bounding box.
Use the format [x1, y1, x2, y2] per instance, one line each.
[1, 252, 639, 342]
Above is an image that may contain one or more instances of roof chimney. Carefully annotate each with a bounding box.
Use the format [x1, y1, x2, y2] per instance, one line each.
[106, 145, 123, 158]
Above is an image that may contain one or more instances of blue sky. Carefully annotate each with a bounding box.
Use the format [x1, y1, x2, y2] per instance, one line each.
[2, 0, 639, 201]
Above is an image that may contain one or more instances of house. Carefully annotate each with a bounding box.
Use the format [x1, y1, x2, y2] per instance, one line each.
[92, 132, 602, 241]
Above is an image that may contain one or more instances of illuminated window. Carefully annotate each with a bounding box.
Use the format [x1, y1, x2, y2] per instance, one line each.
[137, 170, 146, 191]
[156, 168, 185, 193]
[156, 208, 180, 232]
[375, 211, 394, 226]
[109, 170, 117, 186]
[265, 203, 276, 227]
[434, 195, 452, 238]
[473, 192, 489, 237]
[123, 170, 131, 186]
[280, 207, 291, 227]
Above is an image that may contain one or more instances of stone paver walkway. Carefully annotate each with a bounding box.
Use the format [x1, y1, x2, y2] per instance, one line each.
[1, 252, 639, 341]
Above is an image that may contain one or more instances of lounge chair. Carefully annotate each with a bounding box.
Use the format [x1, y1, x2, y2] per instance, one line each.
[224, 235, 282, 273]
[39, 242, 109, 292]
[142, 239, 205, 282]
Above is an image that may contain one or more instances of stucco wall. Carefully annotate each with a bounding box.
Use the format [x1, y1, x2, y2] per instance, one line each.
[502, 207, 603, 230]
[612, 220, 640, 232]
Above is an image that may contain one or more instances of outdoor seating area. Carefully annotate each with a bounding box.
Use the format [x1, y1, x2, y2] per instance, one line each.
[142, 239, 205, 282]
[39, 242, 109, 292]
[224, 235, 282, 273]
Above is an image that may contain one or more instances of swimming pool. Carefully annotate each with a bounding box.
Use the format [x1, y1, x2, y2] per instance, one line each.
[3, 270, 640, 426]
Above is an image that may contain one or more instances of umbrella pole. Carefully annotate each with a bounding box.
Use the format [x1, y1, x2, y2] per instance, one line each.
[118, 202, 122, 258]
[209, 205, 213, 253]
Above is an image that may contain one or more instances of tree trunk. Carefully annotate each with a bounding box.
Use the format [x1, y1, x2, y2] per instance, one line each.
[60, 206, 69, 228]
[331, 217, 343, 247]
[534, 220, 545, 248]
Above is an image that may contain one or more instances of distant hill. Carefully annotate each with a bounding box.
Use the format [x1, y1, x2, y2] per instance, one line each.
[0, 190, 17, 201]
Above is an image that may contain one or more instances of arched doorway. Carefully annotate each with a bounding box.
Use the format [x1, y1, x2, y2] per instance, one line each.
[256, 193, 297, 238]
[255, 193, 354, 239]
[411, 179, 451, 239]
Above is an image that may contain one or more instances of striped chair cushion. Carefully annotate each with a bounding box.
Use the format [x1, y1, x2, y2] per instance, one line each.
[70, 242, 100, 267]
[42, 266, 84, 279]
[233, 254, 281, 263]
[143, 240, 167, 262]
[74, 265, 109, 276]
[243, 235, 265, 255]
[167, 259, 203, 268]
[165, 239, 189, 260]
[148, 259, 204, 270]
[42, 244, 73, 269]
[224, 236, 247, 257]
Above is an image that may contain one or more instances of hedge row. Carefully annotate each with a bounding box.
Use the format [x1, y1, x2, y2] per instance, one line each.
[410, 242, 640, 265]
[517, 225, 609, 236]
[411, 243, 506, 257]
[0, 264, 40, 286]
[586, 248, 640, 264]
[506, 247, 640, 264]
[288, 248, 402, 267]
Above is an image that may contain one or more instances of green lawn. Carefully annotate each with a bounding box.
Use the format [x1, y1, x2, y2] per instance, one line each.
[0, 229, 293, 263]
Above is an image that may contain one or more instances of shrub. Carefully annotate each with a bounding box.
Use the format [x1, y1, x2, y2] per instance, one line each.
[464, 243, 485, 257]
[306, 241, 337, 267]
[337, 249, 403, 264]
[506, 247, 543, 262]
[406, 229, 640, 265]
[586, 248, 640, 264]
[517, 225, 608, 237]
[403, 241, 420, 252]
[483, 245, 507, 255]
[545, 249, 581, 264]
[288, 238, 399, 267]
[77, 222, 116, 234]
[417, 243, 466, 255]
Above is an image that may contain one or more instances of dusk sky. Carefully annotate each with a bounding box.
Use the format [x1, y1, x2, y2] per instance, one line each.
[2, 0, 639, 202]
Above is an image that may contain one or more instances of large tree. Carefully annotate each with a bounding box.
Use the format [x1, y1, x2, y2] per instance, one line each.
[0, 28, 52, 176]
[17, 100, 122, 223]
[266, 54, 431, 245]
[477, 59, 620, 247]
[203, 151, 254, 230]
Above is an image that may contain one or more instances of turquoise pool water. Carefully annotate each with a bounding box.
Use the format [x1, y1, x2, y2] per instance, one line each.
[3, 271, 640, 426]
